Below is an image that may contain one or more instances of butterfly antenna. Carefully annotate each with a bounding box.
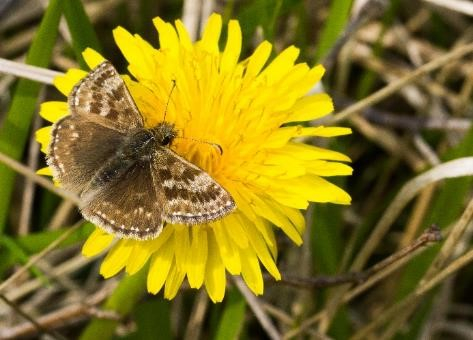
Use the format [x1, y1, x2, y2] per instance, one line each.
[177, 136, 224, 155]
[163, 79, 177, 122]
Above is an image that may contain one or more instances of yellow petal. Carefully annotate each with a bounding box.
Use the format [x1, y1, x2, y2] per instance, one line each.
[219, 213, 248, 249]
[270, 175, 351, 205]
[200, 13, 222, 53]
[35, 126, 51, 153]
[220, 20, 241, 73]
[276, 205, 305, 234]
[186, 228, 208, 288]
[246, 189, 303, 244]
[240, 247, 264, 295]
[278, 143, 352, 162]
[153, 17, 179, 51]
[286, 93, 334, 122]
[126, 241, 158, 275]
[307, 161, 353, 177]
[244, 41, 272, 81]
[174, 19, 193, 48]
[100, 239, 134, 278]
[164, 264, 186, 300]
[82, 228, 114, 257]
[113, 27, 155, 78]
[267, 191, 309, 210]
[36, 167, 52, 176]
[54, 69, 87, 96]
[40, 101, 68, 123]
[302, 176, 352, 204]
[292, 126, 352, 137]
[242, 222, 280, 280]
[212, 221, 241, 275]
[82, 48, 106, 68]
[259, 46, 299, 84]
[173, 225, 190, 272]
[147, 238, 175, 294]
[252, 216, 277, 256]
[205, 232, 226, 302]
[146, 225, 174, 253]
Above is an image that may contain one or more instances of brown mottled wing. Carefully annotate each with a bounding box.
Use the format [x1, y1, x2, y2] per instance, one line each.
[68, 61, 143, 131]
[48, 115, 126, 194]
[80, 162, 164, 240]
[151, 147, 236, 225]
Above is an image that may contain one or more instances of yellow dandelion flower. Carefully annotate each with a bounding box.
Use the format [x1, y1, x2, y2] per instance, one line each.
[36, 13, 352, 302]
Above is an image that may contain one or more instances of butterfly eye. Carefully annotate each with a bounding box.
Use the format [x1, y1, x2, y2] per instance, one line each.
[161, 135, 172, 146]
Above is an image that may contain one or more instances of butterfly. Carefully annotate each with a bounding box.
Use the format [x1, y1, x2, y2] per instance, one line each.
[47, 61, 236, 240]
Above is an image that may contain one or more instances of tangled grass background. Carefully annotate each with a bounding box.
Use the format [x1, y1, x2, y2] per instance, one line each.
[0, 0, 473, 339]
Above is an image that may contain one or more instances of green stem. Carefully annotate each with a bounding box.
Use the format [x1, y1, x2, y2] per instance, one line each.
[0, 0, 62, 235]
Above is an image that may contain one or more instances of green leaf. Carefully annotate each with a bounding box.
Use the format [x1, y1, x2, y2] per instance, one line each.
[0, 0, 62, 235]
[215, 288, 246, 340]
[63, 0, 102, 69]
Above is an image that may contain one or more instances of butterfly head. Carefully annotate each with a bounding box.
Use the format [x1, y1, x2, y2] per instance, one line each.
[151, 122, 178, 147]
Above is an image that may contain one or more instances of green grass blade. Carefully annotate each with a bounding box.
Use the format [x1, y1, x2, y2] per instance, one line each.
[0, 0, 62, 235]
[314, 0, 353, 61]
[0, 223, 93, 279]
[63, 0, 102, 69]
[122, 299, 172, 340]
[16, 223, 94, 253]
[214, 288, 246, 340]
[1, 236, 46, 281]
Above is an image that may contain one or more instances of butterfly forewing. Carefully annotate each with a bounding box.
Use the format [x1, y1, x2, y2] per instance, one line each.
[48, 115, 127, 194]
[81, 161, 164, 239]
[68, 61, 144, 131]
[151, 147, 236, 225]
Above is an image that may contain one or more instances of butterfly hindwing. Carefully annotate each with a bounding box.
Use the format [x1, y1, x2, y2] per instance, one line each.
[81, 161, 164, 240]
[68, 61, 144, 131]
[151, 147, 236, 225]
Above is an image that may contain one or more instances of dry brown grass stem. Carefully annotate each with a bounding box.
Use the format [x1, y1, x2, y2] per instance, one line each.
[0, 221, 82, 293]
[343, 225, 441, 303]
[317, 157, 473, 332]
[0, 282, 115, 339]
[379, 195, 473, 334]
[349, 115, 426, 171]
[0, 57, 62, 84]
[0, 151, 80, 205]
[233, 276, 282, 340]
[282, 226, 441, 338]
[7, 255, 94, 302]
[183, 290, 209, 340]
[327, 42, 473, 124]
[351, 244, 473, 339]
[352, 157, 473, 272]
